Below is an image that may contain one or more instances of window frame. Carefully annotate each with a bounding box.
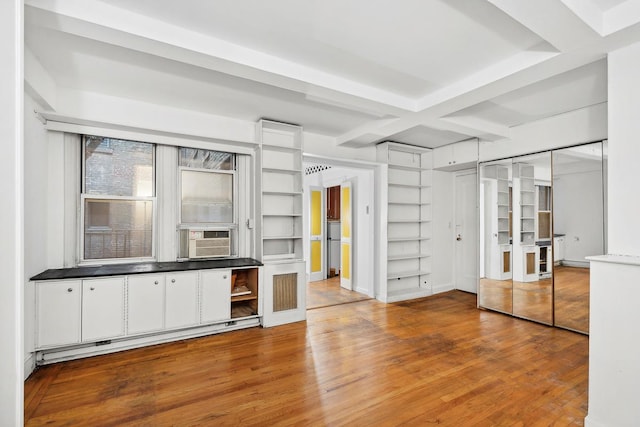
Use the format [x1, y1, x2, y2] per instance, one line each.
[79, 135, 157, 265]
[177, 149, 238, 259]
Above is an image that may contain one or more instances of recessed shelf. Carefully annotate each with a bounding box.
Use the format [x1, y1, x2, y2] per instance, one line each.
[388, 253, 431, 261]
[388, 270, 431, 280]
[262, 167, 303, 175]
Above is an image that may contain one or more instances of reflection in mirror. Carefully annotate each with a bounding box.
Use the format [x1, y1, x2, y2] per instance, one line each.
[479, 160, 513, 314]
[552, 142, 605, 334]
[512, 152, 553, 325]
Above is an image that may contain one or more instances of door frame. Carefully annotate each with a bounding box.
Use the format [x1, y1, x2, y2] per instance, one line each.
[308, 186, 325, 282]
[302, 154, 383, 299]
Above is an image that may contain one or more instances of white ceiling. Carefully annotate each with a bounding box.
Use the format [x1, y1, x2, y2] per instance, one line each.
[23, 0, 640, 149]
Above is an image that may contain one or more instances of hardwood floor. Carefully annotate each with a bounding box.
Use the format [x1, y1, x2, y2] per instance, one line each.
[24, 291, 588, 426]
[306, 276, 371, 309]
[554, 266, 590, 333]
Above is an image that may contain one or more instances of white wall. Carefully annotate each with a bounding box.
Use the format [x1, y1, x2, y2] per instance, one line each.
[585, 40, 640, 427]
[553, 169, 604, 264]
[479, 103, 607, 162]
[304, 132, 377, 163]
[23, 93, 50, 376]
[0, 0, 24, 424]
[431, 171, 454, 292]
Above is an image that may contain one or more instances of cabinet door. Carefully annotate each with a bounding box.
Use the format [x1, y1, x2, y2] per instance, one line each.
[433, 144, 454, 169]
[127, 274, 165, 335]
[200, 269, 231, 323]
[36, 280, 82, 348]
[166, 271, 199, 329]
[82, 278, 125, 342]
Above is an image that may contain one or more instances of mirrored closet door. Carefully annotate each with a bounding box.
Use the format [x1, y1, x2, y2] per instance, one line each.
[478, 141, 607, 334]
[552, 142, 606, 334]
[511, 152, 553, 325]
[479, 159, 513, 315]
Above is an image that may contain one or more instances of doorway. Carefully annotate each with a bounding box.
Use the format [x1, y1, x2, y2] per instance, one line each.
[302, 157, 379, 309]
[454, 169, 478, 293]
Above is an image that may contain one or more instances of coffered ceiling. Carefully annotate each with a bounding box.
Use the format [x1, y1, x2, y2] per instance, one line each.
[23, 0, 640, 148]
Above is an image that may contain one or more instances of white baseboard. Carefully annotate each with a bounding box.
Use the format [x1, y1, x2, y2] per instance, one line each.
[559, 260, 590, 268]
[24, 352, 36, 380]
[432, 283, 454, 294]
[584, 414, 607, 427]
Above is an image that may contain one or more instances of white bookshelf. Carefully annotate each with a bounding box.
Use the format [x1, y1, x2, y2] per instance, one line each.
[257, 120, 304, 262]
[516, 163, 535, 246]
[377, 142, 433, 302]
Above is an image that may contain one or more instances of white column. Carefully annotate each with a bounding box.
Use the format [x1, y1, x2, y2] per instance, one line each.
[585, 40, 640, 427]
[0, 0, 24, 426]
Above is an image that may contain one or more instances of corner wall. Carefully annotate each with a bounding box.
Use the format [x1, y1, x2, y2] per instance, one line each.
[0, 1, 24, 424]
[585, 40, 640, 427]
[23, 92, 50, 377]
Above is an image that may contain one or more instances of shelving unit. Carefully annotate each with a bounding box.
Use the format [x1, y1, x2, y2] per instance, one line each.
[257, 120, 304, 261]
[230, 267, 259, 318]
[481, 164, 512, 280]
[257, 120, 306, 327]
[517, 163, 536, 245]
[377, 142, 433, 302]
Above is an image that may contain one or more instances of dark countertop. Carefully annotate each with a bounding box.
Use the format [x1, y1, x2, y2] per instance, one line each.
[31, 258, 263, 281]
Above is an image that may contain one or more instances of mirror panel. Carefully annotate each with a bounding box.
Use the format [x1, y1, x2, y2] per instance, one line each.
[479, 160, 513, 314]
[512, 152, 553, 325]
[552, 142, 605, 333]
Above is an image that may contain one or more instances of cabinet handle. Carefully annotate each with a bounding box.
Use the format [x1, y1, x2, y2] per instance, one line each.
[67, 288, 73, 292]
[154, 280, 159, 285]
[223, 275, 228, 279]
[90, 287, 95, 291]
[171, 279, 176, 283]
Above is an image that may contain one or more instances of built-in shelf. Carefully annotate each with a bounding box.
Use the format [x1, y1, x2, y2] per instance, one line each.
[377, 142, 433, 302]
[258, 120, 303, 261]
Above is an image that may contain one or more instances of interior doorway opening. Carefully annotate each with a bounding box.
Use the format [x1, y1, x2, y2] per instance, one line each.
[302, 157, 379, 309]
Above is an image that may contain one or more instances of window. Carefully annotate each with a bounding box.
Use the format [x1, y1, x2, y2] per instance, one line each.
[82, 135, 155, 261]
[179, 148, 235, 225]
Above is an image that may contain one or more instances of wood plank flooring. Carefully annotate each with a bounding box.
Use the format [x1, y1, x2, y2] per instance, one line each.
[306, 276, 371, 309]
[24, 291, 588, 426]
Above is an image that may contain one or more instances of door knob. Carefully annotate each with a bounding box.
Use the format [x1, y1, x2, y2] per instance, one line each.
[456, 234, 462, 241]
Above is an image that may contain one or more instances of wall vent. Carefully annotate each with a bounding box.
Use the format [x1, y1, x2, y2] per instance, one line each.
[273, 273, 297, 312]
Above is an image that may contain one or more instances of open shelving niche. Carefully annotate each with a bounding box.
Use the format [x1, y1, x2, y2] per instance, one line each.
[230, 267, 260, 319]
[377, 142, 433, 302]
[256, 119, 306, 327]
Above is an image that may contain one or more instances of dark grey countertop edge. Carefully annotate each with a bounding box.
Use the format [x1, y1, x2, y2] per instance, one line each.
[31, 258, 263, 281]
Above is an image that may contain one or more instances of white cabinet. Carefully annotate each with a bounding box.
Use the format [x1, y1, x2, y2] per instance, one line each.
[433, 139, 478, 171]
[127, 274, 165, 335]
[166, 271, 199, 329]
[200, 269, 231, 323]
[82, 277, 125, 342]
[36, 280, 81, 348]
[262, 261, 306, 327]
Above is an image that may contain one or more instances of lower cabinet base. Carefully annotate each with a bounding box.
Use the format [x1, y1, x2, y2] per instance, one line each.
[36, 316, 261, 365]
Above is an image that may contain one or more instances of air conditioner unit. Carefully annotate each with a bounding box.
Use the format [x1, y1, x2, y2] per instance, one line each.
[188, 230, 230, 258]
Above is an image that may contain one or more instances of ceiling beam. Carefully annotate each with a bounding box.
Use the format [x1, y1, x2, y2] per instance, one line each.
[25, 0, 415, 117]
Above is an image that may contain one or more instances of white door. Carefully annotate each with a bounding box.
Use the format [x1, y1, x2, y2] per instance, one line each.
[165, 271, 199, 329]
[127, 274, 165, 335]
[82, 277, 125, 342]
[455, 170, 478, 293]
[340, 181, 353, 290]
[309, 186, 325, 282]
[200, 269, 231, 323]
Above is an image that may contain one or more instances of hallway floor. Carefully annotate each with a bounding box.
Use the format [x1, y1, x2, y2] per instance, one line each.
[306, 276, 371, 309]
